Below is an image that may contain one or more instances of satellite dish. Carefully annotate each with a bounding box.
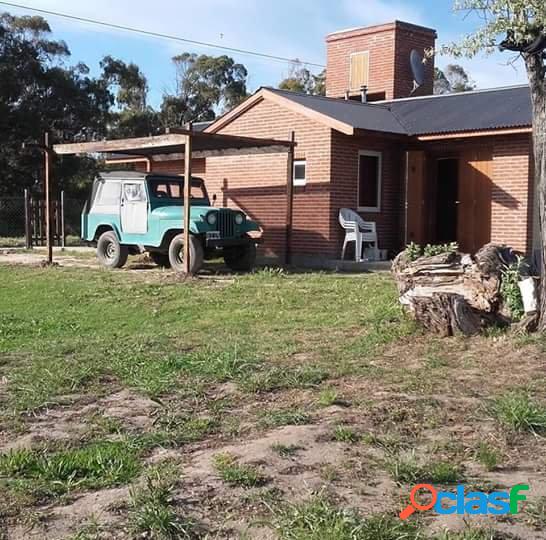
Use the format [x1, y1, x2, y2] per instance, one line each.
[410, 49, 425, 92]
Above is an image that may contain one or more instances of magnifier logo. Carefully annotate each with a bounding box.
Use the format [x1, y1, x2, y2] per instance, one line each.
[399, 484, 438, 520]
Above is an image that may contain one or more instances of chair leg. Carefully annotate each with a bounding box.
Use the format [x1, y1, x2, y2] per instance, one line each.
[341, 237, 348, 260]
[355, 235, 362, 262]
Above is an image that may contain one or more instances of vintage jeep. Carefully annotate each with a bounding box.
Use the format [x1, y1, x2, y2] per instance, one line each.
[81, 171, 260, 273]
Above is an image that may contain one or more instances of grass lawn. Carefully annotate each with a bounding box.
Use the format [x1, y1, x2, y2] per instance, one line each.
[1, 263, 546, 539]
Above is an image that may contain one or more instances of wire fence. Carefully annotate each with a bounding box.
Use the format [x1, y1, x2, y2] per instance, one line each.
[0, 195, 84, 246]
[0, 197, 25, 238]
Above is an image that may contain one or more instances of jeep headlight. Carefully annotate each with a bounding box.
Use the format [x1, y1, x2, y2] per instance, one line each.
[206, 212, 217, 226]
[234, 213, 244, 225]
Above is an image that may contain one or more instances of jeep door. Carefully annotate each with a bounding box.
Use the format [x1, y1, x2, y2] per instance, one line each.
[120, 181, 148, 235]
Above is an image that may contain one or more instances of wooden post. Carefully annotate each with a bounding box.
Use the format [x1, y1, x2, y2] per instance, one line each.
[44, 132, 53, 264]
[24, 189, 31, 249]
[285, 131, 295, 266]
[183, 126, 193, 275]
[60, 190, 66, 250]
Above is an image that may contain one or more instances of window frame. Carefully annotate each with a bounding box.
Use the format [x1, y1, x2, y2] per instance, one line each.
[293, 159, 307, 187]
[122, 181, 147, 203]
[357, 150, 382, 213]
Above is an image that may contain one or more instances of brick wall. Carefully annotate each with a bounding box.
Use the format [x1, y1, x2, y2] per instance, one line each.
[491, 135, 533, 253]
[330, 131, 404, 256]
[136, 119, 533, 260]
[414, 134, 533, 254]
[136, 158, 206, 176]
[393, 26, 436, 99]
[209, 99, 333, 260]
[326, 21, 436, 100]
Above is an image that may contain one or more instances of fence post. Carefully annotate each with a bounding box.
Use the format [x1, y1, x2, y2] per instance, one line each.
[24, 189, 32, 249]
[60, 191, 66, 250]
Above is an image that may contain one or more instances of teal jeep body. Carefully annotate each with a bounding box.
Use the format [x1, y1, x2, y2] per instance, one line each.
[82, 171, 260, 273]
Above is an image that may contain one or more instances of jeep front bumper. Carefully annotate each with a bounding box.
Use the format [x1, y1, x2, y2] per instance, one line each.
[205, 233, 260, 249]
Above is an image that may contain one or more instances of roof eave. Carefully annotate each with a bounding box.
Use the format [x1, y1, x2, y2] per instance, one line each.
[416, 126, 532, 141]
[206, 88, 355, 136]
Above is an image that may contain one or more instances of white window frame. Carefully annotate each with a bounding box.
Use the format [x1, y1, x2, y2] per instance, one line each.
[293, 159, 307, 187]
[357, 150, 382, 213]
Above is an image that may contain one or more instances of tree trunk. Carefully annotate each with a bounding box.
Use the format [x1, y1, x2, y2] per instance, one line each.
[392, 244, 516, 336]
[524, 53, 546, 330]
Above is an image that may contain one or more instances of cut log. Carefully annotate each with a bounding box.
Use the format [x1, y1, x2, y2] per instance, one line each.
[392, 243, 519, 336]
[410, 293, 483, 336]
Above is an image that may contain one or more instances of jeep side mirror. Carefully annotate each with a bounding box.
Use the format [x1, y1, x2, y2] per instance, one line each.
[212, 194, 217, 206]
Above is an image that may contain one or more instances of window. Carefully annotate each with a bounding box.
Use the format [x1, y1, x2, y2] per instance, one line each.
[349, 51, 370, 92]
[149, 179, 209, 201]
[293, 159, 307, 187]
[96, 182, 121, 206]
[123, 183, 146, 202]
[357, 151, 382, 212]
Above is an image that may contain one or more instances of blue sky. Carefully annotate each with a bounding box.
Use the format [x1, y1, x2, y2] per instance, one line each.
[3, 0, 528, 108]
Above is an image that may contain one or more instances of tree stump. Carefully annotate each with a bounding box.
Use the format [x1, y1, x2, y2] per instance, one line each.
[392, 244, 518, 336]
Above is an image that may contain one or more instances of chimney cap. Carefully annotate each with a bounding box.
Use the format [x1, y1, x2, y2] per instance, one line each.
[326, 20, 437, 42]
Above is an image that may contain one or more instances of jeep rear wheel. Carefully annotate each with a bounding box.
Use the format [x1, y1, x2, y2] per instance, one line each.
[97, 231, 128, 269]
[149, 251, 171, 268]
[168, 233, 204, 274]
[224, 237, 257, 272]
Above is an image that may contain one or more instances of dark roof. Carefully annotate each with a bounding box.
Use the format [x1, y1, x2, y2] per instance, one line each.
[193, 121, 213, 132]
[264, 85, 532, 137]
[266, 88, 408, 135]
[387, 85, 532, 135]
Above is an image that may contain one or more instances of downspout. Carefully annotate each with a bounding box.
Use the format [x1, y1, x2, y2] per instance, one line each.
[404, 151, 409, 246]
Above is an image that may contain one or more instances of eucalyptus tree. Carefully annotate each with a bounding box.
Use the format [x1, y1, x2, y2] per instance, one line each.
[440, 1, 546, 327]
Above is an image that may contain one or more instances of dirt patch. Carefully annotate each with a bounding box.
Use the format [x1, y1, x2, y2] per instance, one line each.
[4, 316, 546, 538]
[8, 487, 130, 540]
[1, 390, 159, 452]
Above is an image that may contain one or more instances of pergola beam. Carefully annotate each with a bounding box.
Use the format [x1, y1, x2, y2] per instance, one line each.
[53, 134, 187, 155]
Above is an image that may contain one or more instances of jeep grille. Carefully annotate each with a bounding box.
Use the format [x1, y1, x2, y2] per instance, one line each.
[217, 210, 236, 238]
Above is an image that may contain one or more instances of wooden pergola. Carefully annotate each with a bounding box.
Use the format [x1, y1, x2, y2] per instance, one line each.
[47, 127, 296, 273]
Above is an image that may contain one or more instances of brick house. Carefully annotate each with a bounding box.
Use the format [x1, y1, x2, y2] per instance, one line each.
[122, 20, 536, 266]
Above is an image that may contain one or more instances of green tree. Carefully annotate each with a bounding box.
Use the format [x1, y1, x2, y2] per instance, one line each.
[434, 64, 476, 94]
[100, 55, 160, 138]
[279, 61, 326, 95]
[440, 1, 546, 328]
[160, 53, 248, 127]
[0, 12, 110, 197]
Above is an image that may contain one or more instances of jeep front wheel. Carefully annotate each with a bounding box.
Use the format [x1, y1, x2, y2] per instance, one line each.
[168, 233, 204, 274]
[224, 238, 257, 272]
[97, 231, 129, 269]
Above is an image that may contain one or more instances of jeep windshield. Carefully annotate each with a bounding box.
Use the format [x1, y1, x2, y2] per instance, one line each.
[148, 177, 210, 205]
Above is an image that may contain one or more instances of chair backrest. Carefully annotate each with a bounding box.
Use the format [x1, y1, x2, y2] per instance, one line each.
[339, 208, 376, 235]
[339, 208, 359, 229]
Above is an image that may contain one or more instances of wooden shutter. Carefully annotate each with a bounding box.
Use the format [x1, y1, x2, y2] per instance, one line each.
[405, 151, 427, 245]
[350, 52, 369, 91]
[458, 149, 492, 253]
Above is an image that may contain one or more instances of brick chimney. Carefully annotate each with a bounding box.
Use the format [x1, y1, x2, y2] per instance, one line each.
[326, 21, 437, 101]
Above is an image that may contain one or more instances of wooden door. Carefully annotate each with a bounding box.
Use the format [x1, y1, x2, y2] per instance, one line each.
[458, 149, 492, 253]
[405, 150, 427, 245]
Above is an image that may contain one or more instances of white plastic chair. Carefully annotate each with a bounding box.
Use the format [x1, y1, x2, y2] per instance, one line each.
[339, 208, 380, 262]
